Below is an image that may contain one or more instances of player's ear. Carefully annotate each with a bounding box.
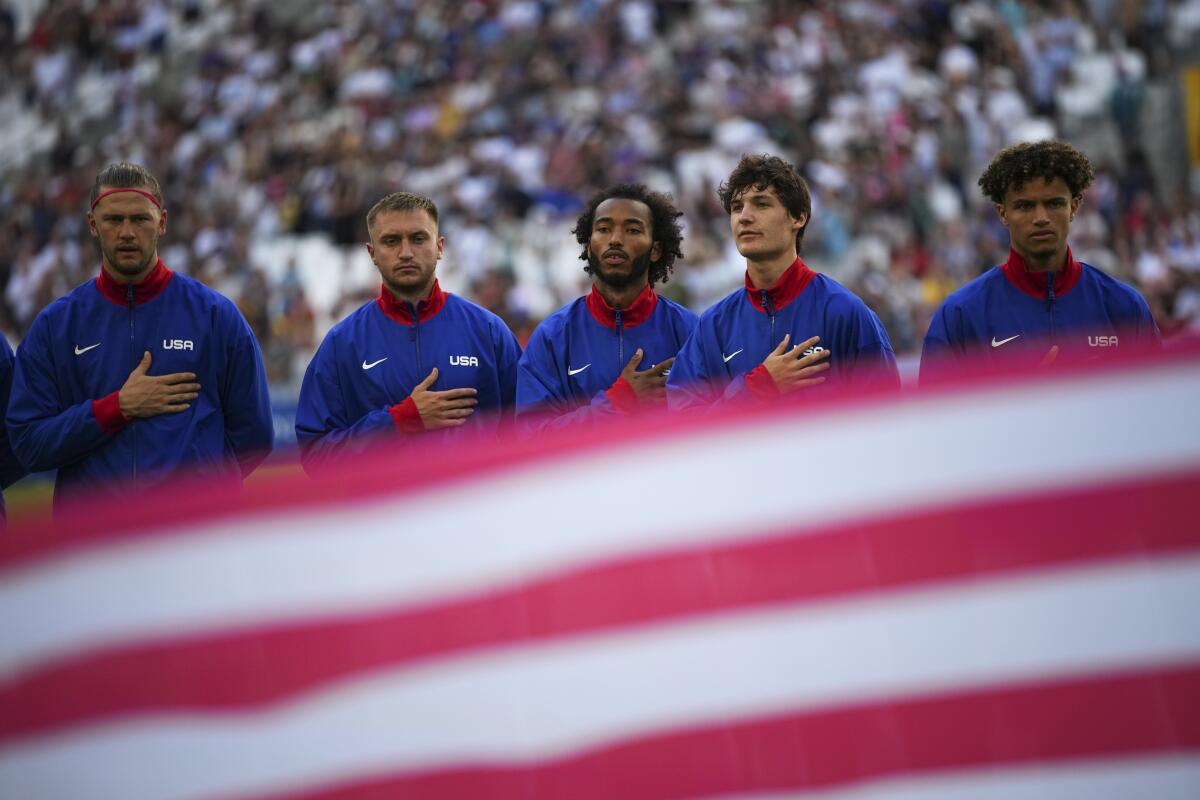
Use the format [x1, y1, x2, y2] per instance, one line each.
[436, 236, 445, 259]
[87, 212, 99, 238]
[158, 208, 168, 235]
[1070, 195, 1082, 221]
[365, 241, 375, 260]
[995, 203, 1008, 226]
[650, 241, 662, 263]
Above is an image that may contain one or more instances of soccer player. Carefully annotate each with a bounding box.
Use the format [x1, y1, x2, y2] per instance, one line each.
[920, 140, 1159, 382]
[7, 162, 273, 512]
[516, 184, 698, 432]
[296, 191, 521, 472]
[667, 154, 899, 410]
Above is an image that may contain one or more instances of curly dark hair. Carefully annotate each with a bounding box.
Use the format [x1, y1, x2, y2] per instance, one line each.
[718, 154, 811, 252]
[978, 141, 1095, 204]
[573, 183, 684, 286]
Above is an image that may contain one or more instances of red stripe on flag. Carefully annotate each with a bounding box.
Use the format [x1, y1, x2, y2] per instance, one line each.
[4, 469, 1198, 742]
[259, 664, 1200, 800]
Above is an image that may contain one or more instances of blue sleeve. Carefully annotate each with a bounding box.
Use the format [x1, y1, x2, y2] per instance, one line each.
[295, 333, 397, 475]
[919, 302, 962, 386]
[515, 323, 623, 435]
[847, 304, 901, 390]
[220, 306, 274, 477]
[1131, 293, 1161, 347]
[0, 334, 27, 489]
[7, 315, 117, 473]
[494, 319, 522, 414]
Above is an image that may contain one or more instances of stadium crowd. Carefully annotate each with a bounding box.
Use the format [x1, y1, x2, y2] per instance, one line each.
[2, 0, 1199, 393]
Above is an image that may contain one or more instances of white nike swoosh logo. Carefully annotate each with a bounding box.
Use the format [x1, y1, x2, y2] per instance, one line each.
[722, 349, 743, 363]
[362, 357, 388, 370]
[991, 335, 1020, 348]
[568, 364, 591, 376]
[74, 343, 101, 355]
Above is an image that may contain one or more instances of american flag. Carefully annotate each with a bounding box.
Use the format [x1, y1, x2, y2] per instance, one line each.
[1, 346, 1198, 799]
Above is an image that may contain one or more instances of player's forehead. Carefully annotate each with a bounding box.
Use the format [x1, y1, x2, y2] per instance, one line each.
[372, 208, 439, 238]
[732, 184, 783, 205]
[1004, 176, 1072, 203]
[92, 187, 161, 215]
[593, 197, 653, 228]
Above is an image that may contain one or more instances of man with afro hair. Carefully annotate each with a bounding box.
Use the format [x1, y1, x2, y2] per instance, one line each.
[921, 140, 1158, 382]
[516, 183, 698, 432]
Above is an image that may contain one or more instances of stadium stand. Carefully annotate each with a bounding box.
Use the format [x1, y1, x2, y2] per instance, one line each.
[1, 0, 1198, 401]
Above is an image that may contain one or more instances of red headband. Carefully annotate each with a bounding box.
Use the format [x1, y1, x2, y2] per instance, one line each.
[90, 188, 163, 212]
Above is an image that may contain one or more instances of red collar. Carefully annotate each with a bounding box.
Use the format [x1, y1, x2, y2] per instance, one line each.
[1000, 246, 1082, 298]
[376, 280, 448, 324]
[745, 257, 816, 312]
[585, 283, 659, 329]
[95, 258, 173, 306]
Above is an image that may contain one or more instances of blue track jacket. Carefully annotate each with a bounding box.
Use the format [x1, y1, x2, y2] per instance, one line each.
[295, 281, 521, 473]
[8, 260, 273, 510]
[0, 334, 27, 523]
[667, 258, 900, 410]
[516, 284, 698, 432]
[920, 247, 1159, 383]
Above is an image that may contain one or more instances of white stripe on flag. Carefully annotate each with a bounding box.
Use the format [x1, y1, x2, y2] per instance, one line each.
[2, 363, 1199, 683]
[2, 555, 1198, 800]
[712, 755, 1200, 799]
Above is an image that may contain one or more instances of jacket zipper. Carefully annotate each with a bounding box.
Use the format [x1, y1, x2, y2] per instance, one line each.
[409, 302, 423, 373]
[761, 289, 777, 345]
[128, 283, 137, 489]
[615, 308, 624, 368]
[1045, 273, 1056, 342]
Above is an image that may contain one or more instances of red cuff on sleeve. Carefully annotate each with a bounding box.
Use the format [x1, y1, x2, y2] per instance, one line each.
[744, 364, 781, 401]
[388, 397, 425, 435]
[605, 376, 641, 414]
[92, 390, 132, 434]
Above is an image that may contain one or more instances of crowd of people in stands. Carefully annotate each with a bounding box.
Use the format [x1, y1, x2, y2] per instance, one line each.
[2, 0, 1198, 391]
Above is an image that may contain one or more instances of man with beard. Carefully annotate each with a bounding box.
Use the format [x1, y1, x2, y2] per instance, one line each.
[7, 162, 273, 512]
[296, 191, 521, 472]
[516, 184, 698, 432]
[667, 154, 899, 411]
[921, 141, 1159, 382]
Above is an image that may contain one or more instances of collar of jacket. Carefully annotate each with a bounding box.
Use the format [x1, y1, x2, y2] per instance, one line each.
[585, 282, 659, 329]
[376, 280, 448, 324]
[96, 258, 174, 306]
[1001, 246, 1082, 298]
[745, 256, 816, 312]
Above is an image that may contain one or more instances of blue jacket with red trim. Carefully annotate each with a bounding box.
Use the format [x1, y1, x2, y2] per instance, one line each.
[920, 248, 1159, 383]
[0, 333, 27, 523]
[295, 281, 521, 473]
[516, 284, 699, 432]
[667, 258, 900, 410]
[7, 260, 273, 510]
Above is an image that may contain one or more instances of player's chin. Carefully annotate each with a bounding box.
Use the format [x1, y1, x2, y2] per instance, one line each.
[735, 242, 768, 259]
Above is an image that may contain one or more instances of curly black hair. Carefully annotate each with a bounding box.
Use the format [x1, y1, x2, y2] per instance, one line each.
[718, 154, 811, 252]
[978, 141, 1095, 204]
[573, 183, 684, 286]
